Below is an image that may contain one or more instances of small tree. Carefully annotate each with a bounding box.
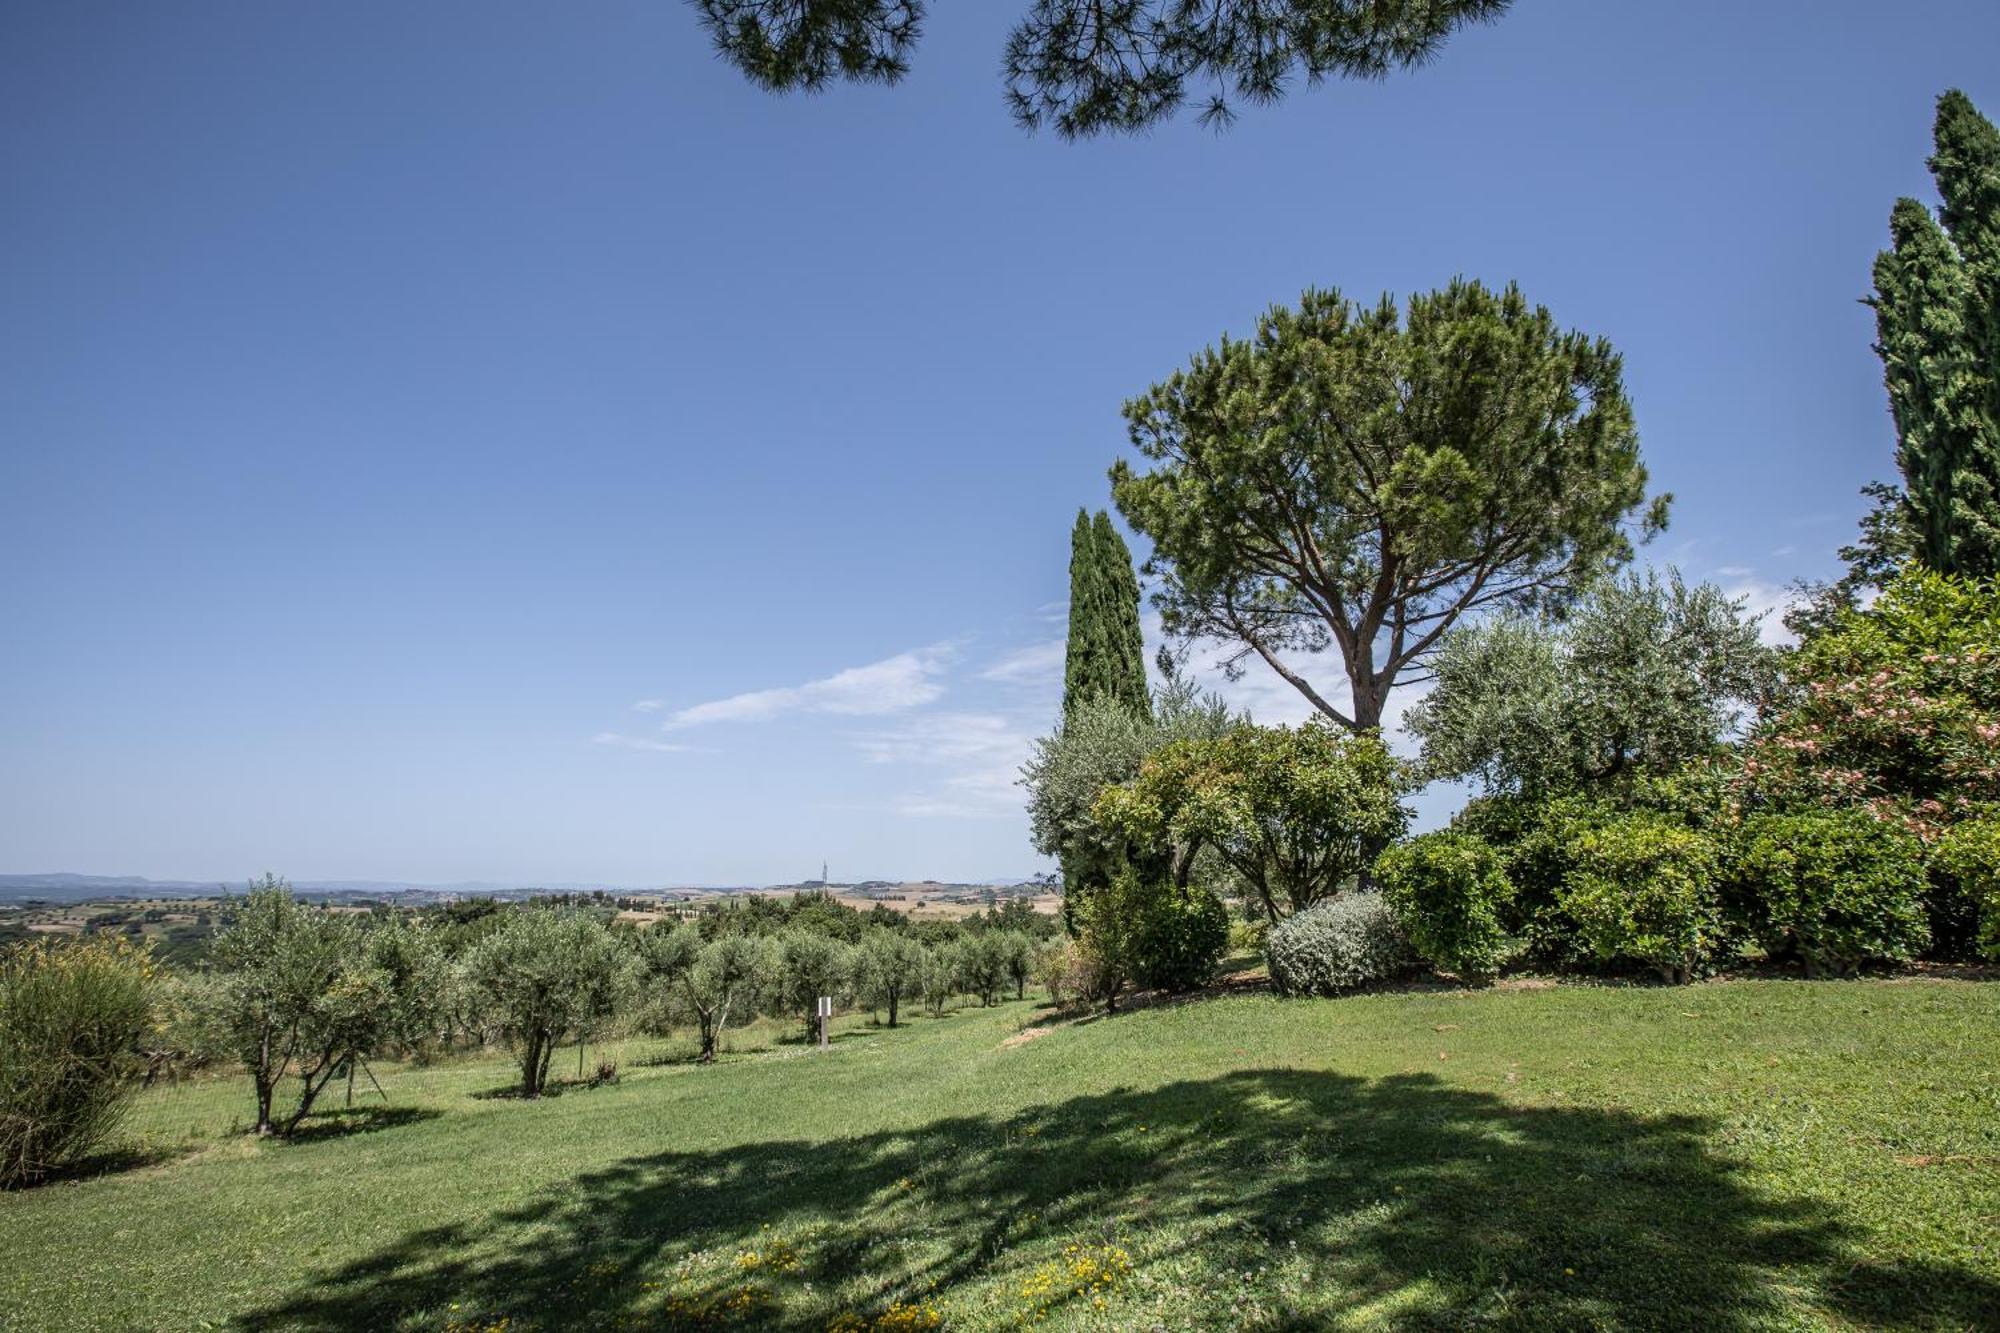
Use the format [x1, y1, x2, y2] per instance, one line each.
[465, 909, 632, 1097]
[917, 943, 959, 1018]
[774, 930, 851, 1041]
[0, 937, 154, 1188]
[994, 930, 1036, 1000]
[210, 877, 360, 1135]
[636, 926, 773, 1062]
[1094, 721, 1409, 918]
[855, 930, 925, 1026]
[957, 933, 1008, 1007]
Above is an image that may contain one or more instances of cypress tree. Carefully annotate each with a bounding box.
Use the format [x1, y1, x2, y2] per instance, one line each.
[1871, 90, 2000, 578]
[1091, 511, 1151, 718]
[1062, 509, 1149, 719]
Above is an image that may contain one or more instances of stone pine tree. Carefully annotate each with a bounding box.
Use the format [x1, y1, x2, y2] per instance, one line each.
[1871, 89, 2000, 580]
[1062, 509, 1149, 720]
[1113, 280, 1663, 735]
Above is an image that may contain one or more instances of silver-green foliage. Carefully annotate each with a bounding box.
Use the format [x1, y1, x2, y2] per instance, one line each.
[1407, 570, 1772, 798]
[464, 909, 633, 1097]
[1266, 893, 1413, 997]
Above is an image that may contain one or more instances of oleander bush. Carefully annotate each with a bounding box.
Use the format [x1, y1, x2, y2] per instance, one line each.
[1266, 894, 1414, 997]
[1734, 810, 1930, 974]
[1377, 831, 1514, 981]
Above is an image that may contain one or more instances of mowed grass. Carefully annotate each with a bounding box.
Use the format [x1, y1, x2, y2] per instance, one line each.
[1, 981, 1996, 1331]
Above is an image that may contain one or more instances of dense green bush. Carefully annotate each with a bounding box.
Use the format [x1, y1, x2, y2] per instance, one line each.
[1930, 817, 2000, 961]
[1129, 883, 1230, 992]
[1457, 793, 1606, 969]
[0, 937, 154, 1188]
[1377, 832, 1513, 980]
[1734, 811, 1930, 974]
[1266, 894, 1414, 996]
[1559, 816, 1723, 983]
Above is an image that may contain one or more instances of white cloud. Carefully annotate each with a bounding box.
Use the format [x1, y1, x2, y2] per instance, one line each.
[853, 713, 1039, 819]
[658, 646, 953, 730]
[1721, 578, 1800, 647]
[852, 712, 1026, 765]
[593, 732, 702, 753]
[978, 639, 1066, 686]
[632, 699, 664, 713]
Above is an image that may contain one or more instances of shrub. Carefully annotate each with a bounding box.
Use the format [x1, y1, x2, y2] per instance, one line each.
[1734, 811, 1930, 974]
[1930, 817, 2000, 961]
[1377, 832, 1513, 980]
[0, 936, 154, 1188]
[1559, 816, 1723, 983]
[1129, 884, 1229, 992]
[1035, 938, 1099, 1012]
[1266, 894, 1414, 996]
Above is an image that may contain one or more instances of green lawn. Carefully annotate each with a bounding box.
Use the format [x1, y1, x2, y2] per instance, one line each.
[2, 980, 1997, 1331]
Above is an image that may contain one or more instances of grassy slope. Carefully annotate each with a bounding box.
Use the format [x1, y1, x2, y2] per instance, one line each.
[1, 981, 1996, 1332]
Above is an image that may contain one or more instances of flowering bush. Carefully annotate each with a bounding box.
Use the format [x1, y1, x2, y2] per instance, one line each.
[1927, 816, 2000, 962]
[1734, 810, 1930, 973]
[1267, 893, 1415, 996]
[1377, 832, 1514, 980]
[0, 936, 155, 1188]
[1559, 816, 1723, 983]
[1746, 571, 2000, 837]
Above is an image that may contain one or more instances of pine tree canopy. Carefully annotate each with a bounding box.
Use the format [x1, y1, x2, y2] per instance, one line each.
[1871, 89, 2000, 579]
[1111, 280, 1666, 734]
[1063, 509, 1150, 719]
[692, 0, 1510, 137]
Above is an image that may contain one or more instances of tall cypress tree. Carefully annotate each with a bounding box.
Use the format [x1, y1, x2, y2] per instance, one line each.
[1062, 509, 1149, 719]
[1871, 89, 2000, 578]
[1091, 510, 1151, 718]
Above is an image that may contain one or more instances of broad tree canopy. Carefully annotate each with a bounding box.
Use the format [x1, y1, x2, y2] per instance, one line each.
[1113, 280, 1666, 731]
[697, 0, 1512, 136]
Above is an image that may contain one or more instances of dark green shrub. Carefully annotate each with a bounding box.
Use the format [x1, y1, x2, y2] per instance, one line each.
[1, 937, 154, 1188]
[1463, 793, 1612, 969]
[1267, 894, 1415, 996]
[1734, 811, 1929, 974]
[1377, 832, 1513, 980]
[1130, 883, 1230, 992]
[1559, 815, 1723, 983]
[1928, 817, 2000, 962]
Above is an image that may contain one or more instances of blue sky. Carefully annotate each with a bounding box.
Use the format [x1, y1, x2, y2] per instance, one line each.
[4, 1, 1996, 887]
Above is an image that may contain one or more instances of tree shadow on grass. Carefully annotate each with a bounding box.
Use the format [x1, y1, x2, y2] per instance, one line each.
[240, 1070, 1998, 1331]
[278, 1106, 443, 1143]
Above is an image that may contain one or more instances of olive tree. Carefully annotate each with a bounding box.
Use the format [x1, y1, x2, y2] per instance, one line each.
[636, 926, 774, 1062]
[465, 909, 632, 1097]
[774, 930, 852, 1041]
[1113, 281, 1665, 735]
[854, 929, 925, 1027]
[210, 877, 367, 1136]
[1406, 570, 1774, 798]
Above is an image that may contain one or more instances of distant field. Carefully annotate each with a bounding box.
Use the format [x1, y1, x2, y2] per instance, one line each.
[2, 980, 1996, 1331]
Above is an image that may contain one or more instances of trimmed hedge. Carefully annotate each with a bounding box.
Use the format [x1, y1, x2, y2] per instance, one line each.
[1560, 815, 1722, 983]
[1377, 831, 1513, 980]
[1734, 810, 1929, 974]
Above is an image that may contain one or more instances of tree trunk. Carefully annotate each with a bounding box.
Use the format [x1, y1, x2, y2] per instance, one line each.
[887, 993, 898, 1028]
[520, 1031, 544, 1097]
[253, 1074, 277, 1137]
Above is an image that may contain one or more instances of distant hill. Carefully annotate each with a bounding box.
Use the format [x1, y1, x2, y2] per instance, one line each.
[0, 872, 1044, 905]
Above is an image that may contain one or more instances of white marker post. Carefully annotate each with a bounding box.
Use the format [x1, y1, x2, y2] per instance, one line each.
[817, 995, 832, 1050]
